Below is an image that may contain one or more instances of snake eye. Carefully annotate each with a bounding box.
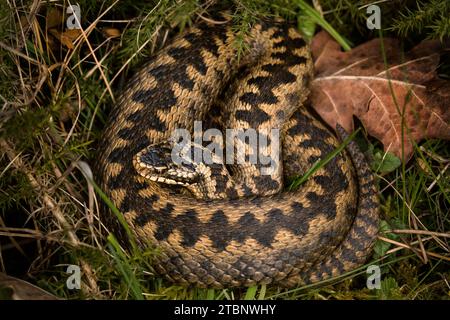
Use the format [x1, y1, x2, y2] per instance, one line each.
[139, 146, 173, 169]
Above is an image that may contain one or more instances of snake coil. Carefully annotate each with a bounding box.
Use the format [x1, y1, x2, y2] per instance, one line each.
[96, 17, 379, 288]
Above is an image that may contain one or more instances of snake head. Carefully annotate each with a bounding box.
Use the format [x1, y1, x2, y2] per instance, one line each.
[133, 141, 201, 186]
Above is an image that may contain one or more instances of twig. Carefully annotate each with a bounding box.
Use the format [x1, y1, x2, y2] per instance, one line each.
[378, 236, 450, 262]
[389, 229, 450, 239]
[385, 236, 433, 255]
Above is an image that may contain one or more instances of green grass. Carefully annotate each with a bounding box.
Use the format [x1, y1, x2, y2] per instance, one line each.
[288, 128, 360, 190]
[0, 0, 449, 300]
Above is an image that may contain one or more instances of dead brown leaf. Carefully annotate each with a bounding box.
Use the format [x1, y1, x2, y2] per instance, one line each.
[0, 272, 60, 300]
[310, 31, 450, 160]
[102, 27, 121, 39]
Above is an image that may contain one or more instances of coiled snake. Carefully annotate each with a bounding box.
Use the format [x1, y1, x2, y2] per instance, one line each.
[96, 17, 379, 288]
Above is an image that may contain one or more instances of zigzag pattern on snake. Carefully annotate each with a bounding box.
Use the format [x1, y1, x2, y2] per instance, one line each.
[96, 17, 380, 288]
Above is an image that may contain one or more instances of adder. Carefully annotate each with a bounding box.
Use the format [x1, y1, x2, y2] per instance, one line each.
[96, 17, 379, 288]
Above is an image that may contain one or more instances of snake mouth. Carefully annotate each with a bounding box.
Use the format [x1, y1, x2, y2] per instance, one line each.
[133, 141, 199, 186]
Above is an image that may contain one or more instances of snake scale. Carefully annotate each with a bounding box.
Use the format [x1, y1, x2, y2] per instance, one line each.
[96, 16, 380, 288]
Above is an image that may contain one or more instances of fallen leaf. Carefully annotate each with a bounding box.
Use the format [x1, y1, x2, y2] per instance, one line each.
[0, 272, 60, 300]
[49, 28, 81, 49]
[102, 27, 121, 39]
[310, 31, 450, 160]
